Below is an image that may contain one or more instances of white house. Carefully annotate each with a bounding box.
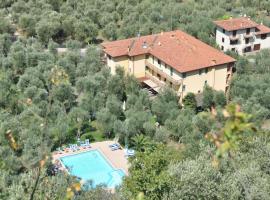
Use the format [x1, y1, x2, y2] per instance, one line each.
[214, 17, 270, 55]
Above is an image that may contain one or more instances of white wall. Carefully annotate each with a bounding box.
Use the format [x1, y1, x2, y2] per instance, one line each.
[216, 26, 270, 54]
[255, 33, 270, 49]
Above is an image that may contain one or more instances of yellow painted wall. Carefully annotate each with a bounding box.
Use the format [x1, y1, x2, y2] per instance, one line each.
[132, 55, 146, 78]
[106, 55, 129, 75]
[179, 64, 228, 96]
[105, 52, 229, 100]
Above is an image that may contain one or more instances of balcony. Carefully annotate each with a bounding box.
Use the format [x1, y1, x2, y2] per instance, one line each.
[229, 35, 240, 40]
[145, 71, 166, 88]
[145, 60, 182, 85]
[243, 33, 254, 38]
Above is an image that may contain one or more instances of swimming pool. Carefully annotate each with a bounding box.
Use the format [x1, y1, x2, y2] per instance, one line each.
[60, 150, 125, 188]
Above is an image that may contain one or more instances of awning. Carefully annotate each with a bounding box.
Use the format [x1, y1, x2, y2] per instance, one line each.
[143, 79, 161, 92]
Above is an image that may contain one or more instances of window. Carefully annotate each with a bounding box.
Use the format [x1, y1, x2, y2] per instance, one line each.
[152, 56, 154, 64]
[170, 67, 173, 76]
[233, 30, 237, 36]
[198, 90, 201, 93]
[165, 64, 168, 69]
[246, 28, 250, 35]
[157, 74, 161, 80]
[222, 29, 225, 33]
[243, 46, 252, 53]
[146, 55, 149, 59]
[231, 48, 236, 52]
[261, 34, 267, 40]
[227, 65, 231, 72]
[108, 55, 112, 60]
[182, 85, 186, 92]
[164, 78, 167, 82]
[170, 82, 173, 87]
[221, 45, 224, 50]
[222, 37, 224, 43]
[158, 59, 161, 65]
[245, 38, 250, 44]
[182, 72, 186, 78]
[204, 80, 208, 85]
[199, 69, 202, 75]
[205, 68, 208, 73]
[230, 40, 238, 45]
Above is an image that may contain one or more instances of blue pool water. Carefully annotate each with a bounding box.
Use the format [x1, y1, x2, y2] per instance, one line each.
[60, 150, 125, 188]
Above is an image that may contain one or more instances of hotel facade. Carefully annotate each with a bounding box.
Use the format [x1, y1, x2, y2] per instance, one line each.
[101, 30, 235, 100]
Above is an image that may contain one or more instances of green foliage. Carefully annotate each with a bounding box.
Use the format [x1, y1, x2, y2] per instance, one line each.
[131, 134, 153, 152]
[121, 144, 182, 200]
[1, 1, 270, 199]
[182, 92, 197, 111]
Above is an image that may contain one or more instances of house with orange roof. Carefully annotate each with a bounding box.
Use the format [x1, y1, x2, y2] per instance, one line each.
[101, 30, 235, 101]
[214, 16, 270, 55]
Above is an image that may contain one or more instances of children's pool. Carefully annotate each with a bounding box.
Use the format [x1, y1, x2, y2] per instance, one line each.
[60, 150, 125, 188]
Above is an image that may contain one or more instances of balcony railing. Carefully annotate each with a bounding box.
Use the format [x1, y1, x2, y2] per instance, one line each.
[243, 33, 254, 38]
[145, 60, 182, 85]
[145, 71, 166, 87]
[229, 35, 240, 40]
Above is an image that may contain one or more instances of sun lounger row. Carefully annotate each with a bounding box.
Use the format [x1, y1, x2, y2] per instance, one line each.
[56, 139, 91, 154]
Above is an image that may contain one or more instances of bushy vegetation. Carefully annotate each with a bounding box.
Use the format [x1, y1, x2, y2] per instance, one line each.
[1, 0, 270, 46]
[1, 0, 270, 199]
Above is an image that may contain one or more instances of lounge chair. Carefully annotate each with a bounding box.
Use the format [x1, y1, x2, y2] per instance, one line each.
[73, 144, 79, 151]
[125, 149, 135, 157]
[81, 139, 91, 148]
[109, 143, 120, 148]
[110, 144, 121, 151]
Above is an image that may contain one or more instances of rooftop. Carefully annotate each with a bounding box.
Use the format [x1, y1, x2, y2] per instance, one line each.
[101, 30, 235, 73]
[214, 17, 258, 31]
[256, 24, 270, 35]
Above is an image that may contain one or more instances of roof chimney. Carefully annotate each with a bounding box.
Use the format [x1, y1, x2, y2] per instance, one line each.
[244, 14, 247, 17]
[230, 16, 233, 20]
[142, 41, 148, 49]
[248, 16, 250, 20]
[160, 31, 164, 35]
[261, 21, 263, 25]
[158, 41, 162, 46]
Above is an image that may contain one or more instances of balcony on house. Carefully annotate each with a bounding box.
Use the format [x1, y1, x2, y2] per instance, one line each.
[145, 60, 182, 86]
[229, 35, 240, 40]
[243, 32, 254, 38]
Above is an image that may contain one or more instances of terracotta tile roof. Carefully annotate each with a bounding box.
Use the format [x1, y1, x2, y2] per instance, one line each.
[101, 30, 235, 73]
[213, 17, 258, 31]
[256, 24, 270, 35]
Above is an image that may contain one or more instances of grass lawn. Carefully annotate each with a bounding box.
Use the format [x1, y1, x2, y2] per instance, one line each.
[80, 121, 105, 142]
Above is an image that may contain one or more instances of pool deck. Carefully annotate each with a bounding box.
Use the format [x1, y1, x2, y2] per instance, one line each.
[52, 141, 129, 175]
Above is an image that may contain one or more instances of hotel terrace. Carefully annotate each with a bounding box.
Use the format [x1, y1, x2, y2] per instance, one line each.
[101, 30, 236, 100]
